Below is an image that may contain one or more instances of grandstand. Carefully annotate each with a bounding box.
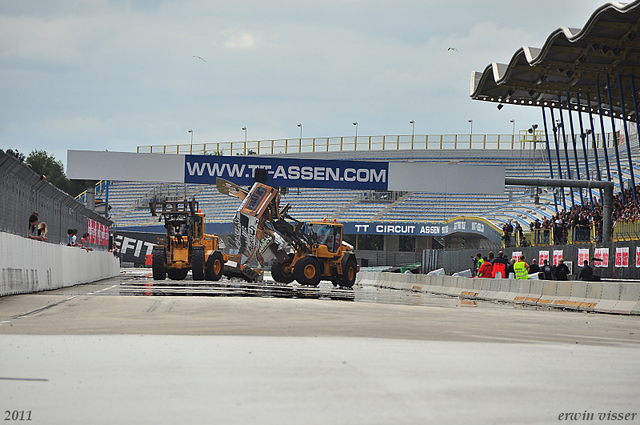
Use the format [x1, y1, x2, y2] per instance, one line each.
[87, 132, 639, 250]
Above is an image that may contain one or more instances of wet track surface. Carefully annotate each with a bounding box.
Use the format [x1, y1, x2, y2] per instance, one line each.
[81, 269, 509, 310]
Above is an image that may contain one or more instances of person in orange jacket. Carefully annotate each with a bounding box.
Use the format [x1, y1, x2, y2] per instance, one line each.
[477, 257, 493, 278]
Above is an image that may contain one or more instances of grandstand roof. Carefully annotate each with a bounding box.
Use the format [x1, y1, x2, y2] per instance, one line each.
[471, 0, 640, 121]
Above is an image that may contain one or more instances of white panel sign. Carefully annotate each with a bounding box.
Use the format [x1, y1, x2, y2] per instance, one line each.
[67, 150, 185, 182]
[387, 162, 505, 194]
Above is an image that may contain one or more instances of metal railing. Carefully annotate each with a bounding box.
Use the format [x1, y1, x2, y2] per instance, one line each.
[137, 132, 619, 156]
[613, 220, 640, 241]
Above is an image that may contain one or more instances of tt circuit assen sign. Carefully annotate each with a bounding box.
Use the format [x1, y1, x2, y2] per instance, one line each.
[344, 218, 502, 245]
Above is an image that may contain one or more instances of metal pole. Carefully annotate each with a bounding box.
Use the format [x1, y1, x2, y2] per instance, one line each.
[576, 94, 594, 209]
[618, 74, 637, 202]
[605, 73, 626, 204]
[541, 105, 559, 212]
[557, 95, 576, 208]
[586, 92, 604, 202]
[567, 92, 584, 206]
[549, 107, 567, 210]
[595, 80, 613, 182]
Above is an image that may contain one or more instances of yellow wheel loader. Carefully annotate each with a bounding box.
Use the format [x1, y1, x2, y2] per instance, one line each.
[150, 198, 227, 281]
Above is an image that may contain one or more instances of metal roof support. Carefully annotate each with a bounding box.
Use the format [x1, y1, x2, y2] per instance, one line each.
[606, 73, 627, 204]
[567, 92, 585, 206]
[576, 93, 595, 209]
[556, 95, 576, 208]
[549, 107, 568, 210]
[618, 74, 637, 202]
[586, 92, 604, 203]
[541, 105, 560, 212]
[595, 80, 613, 182]
[505, 177, 614, 243]
[630, 74, 640, 151]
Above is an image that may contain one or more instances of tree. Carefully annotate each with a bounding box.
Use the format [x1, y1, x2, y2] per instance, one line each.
[5, 148, 26, 163]
[26, 150, 85, 197]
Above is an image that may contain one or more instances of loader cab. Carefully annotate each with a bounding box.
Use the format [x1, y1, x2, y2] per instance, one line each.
[308, 221, 343, 253]
[193, 213, 205, 240]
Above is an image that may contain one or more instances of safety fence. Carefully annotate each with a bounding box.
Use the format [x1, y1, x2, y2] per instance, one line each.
[513, 222, 638, 247]
[136, 131, 619, 156]
[0, 151, 112, 248]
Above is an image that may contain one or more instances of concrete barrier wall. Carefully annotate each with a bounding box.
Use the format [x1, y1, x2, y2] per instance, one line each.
[356, 272, 640, 315]
[0, 232, 120, 297]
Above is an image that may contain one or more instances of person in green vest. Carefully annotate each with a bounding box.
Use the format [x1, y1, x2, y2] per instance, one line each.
[514, 255, 529, 279]
[474, 253, 484, 276]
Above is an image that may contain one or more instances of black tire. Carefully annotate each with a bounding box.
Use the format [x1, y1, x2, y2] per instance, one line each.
[192, 247, 205, 281]
[271, 254, 295, 284]
[167, 268, 188, 280]
[340, 258, 357, 288]
[151, 246, 166, 281]
[206, 251, 224, 281]
[294, 256, 322, 286]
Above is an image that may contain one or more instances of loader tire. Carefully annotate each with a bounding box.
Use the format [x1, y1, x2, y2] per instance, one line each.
[340, 258, 357, 288]
[206, 251, 224, 281]
[192, 247, 205, 281]
[271, 254, 295, 284]
[151, 246, 166, 281]
[294, 256, 322, 287]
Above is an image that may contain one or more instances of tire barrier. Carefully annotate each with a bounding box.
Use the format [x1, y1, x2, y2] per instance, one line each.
[356, 271, 640, 315]
[0, 232, 120, 297]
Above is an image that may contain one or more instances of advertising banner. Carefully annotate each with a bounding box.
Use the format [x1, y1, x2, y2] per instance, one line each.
[615, 247, 629, 268]
[67, 150, 505, 193]
[637, 246, 640, 268]
[114, 232, 162, 266]
[578, 248, 590, 267]
[553, 249, 563, 266]
[185, 155, 389, 190]
[594, 247, 609, 267]
[88, 218, 109, 246]
[538, 250, 549, 265]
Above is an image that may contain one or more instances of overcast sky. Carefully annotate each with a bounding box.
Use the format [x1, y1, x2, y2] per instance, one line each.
[1, 0, 611, 168]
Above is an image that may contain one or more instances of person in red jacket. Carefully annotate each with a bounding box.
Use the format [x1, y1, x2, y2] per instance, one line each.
[491, 251, 509, 278]
[477, 257, 493, 278]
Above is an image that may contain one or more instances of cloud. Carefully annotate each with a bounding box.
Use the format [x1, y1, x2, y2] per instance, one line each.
[223, 32, 259, 49]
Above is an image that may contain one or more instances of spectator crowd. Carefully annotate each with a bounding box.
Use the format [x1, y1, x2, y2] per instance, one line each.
[507, 184, 640, 245]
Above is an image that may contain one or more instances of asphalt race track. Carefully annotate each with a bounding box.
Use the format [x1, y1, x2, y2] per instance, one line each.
[1, 269, 639, 425]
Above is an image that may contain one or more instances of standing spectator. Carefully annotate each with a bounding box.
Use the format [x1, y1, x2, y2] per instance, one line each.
[514, 255, 529, 279]
[474, 253, 484, 276]
[492, 251, 509, 279]
[507, 259, 516, 279]
[28, 212, 39, 239]
[541, 259, 554, 280]
[529, 258, 540, 275]
[554, 259, 570, 281]
[578, 260, 593, 281]
[477, 257, 493, 278]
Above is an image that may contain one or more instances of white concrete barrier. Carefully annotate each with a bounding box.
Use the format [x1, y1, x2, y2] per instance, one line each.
[0, 232, 120, 297]
[358, 271, 639, 315]
[612, 283, 640, 315]
[537, 280, 558, 307]
[595, 282, 622, 314]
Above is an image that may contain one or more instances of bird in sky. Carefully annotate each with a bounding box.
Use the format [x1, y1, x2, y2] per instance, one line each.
[193, 55, 206, 62]
[447, 47, 458, 52]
